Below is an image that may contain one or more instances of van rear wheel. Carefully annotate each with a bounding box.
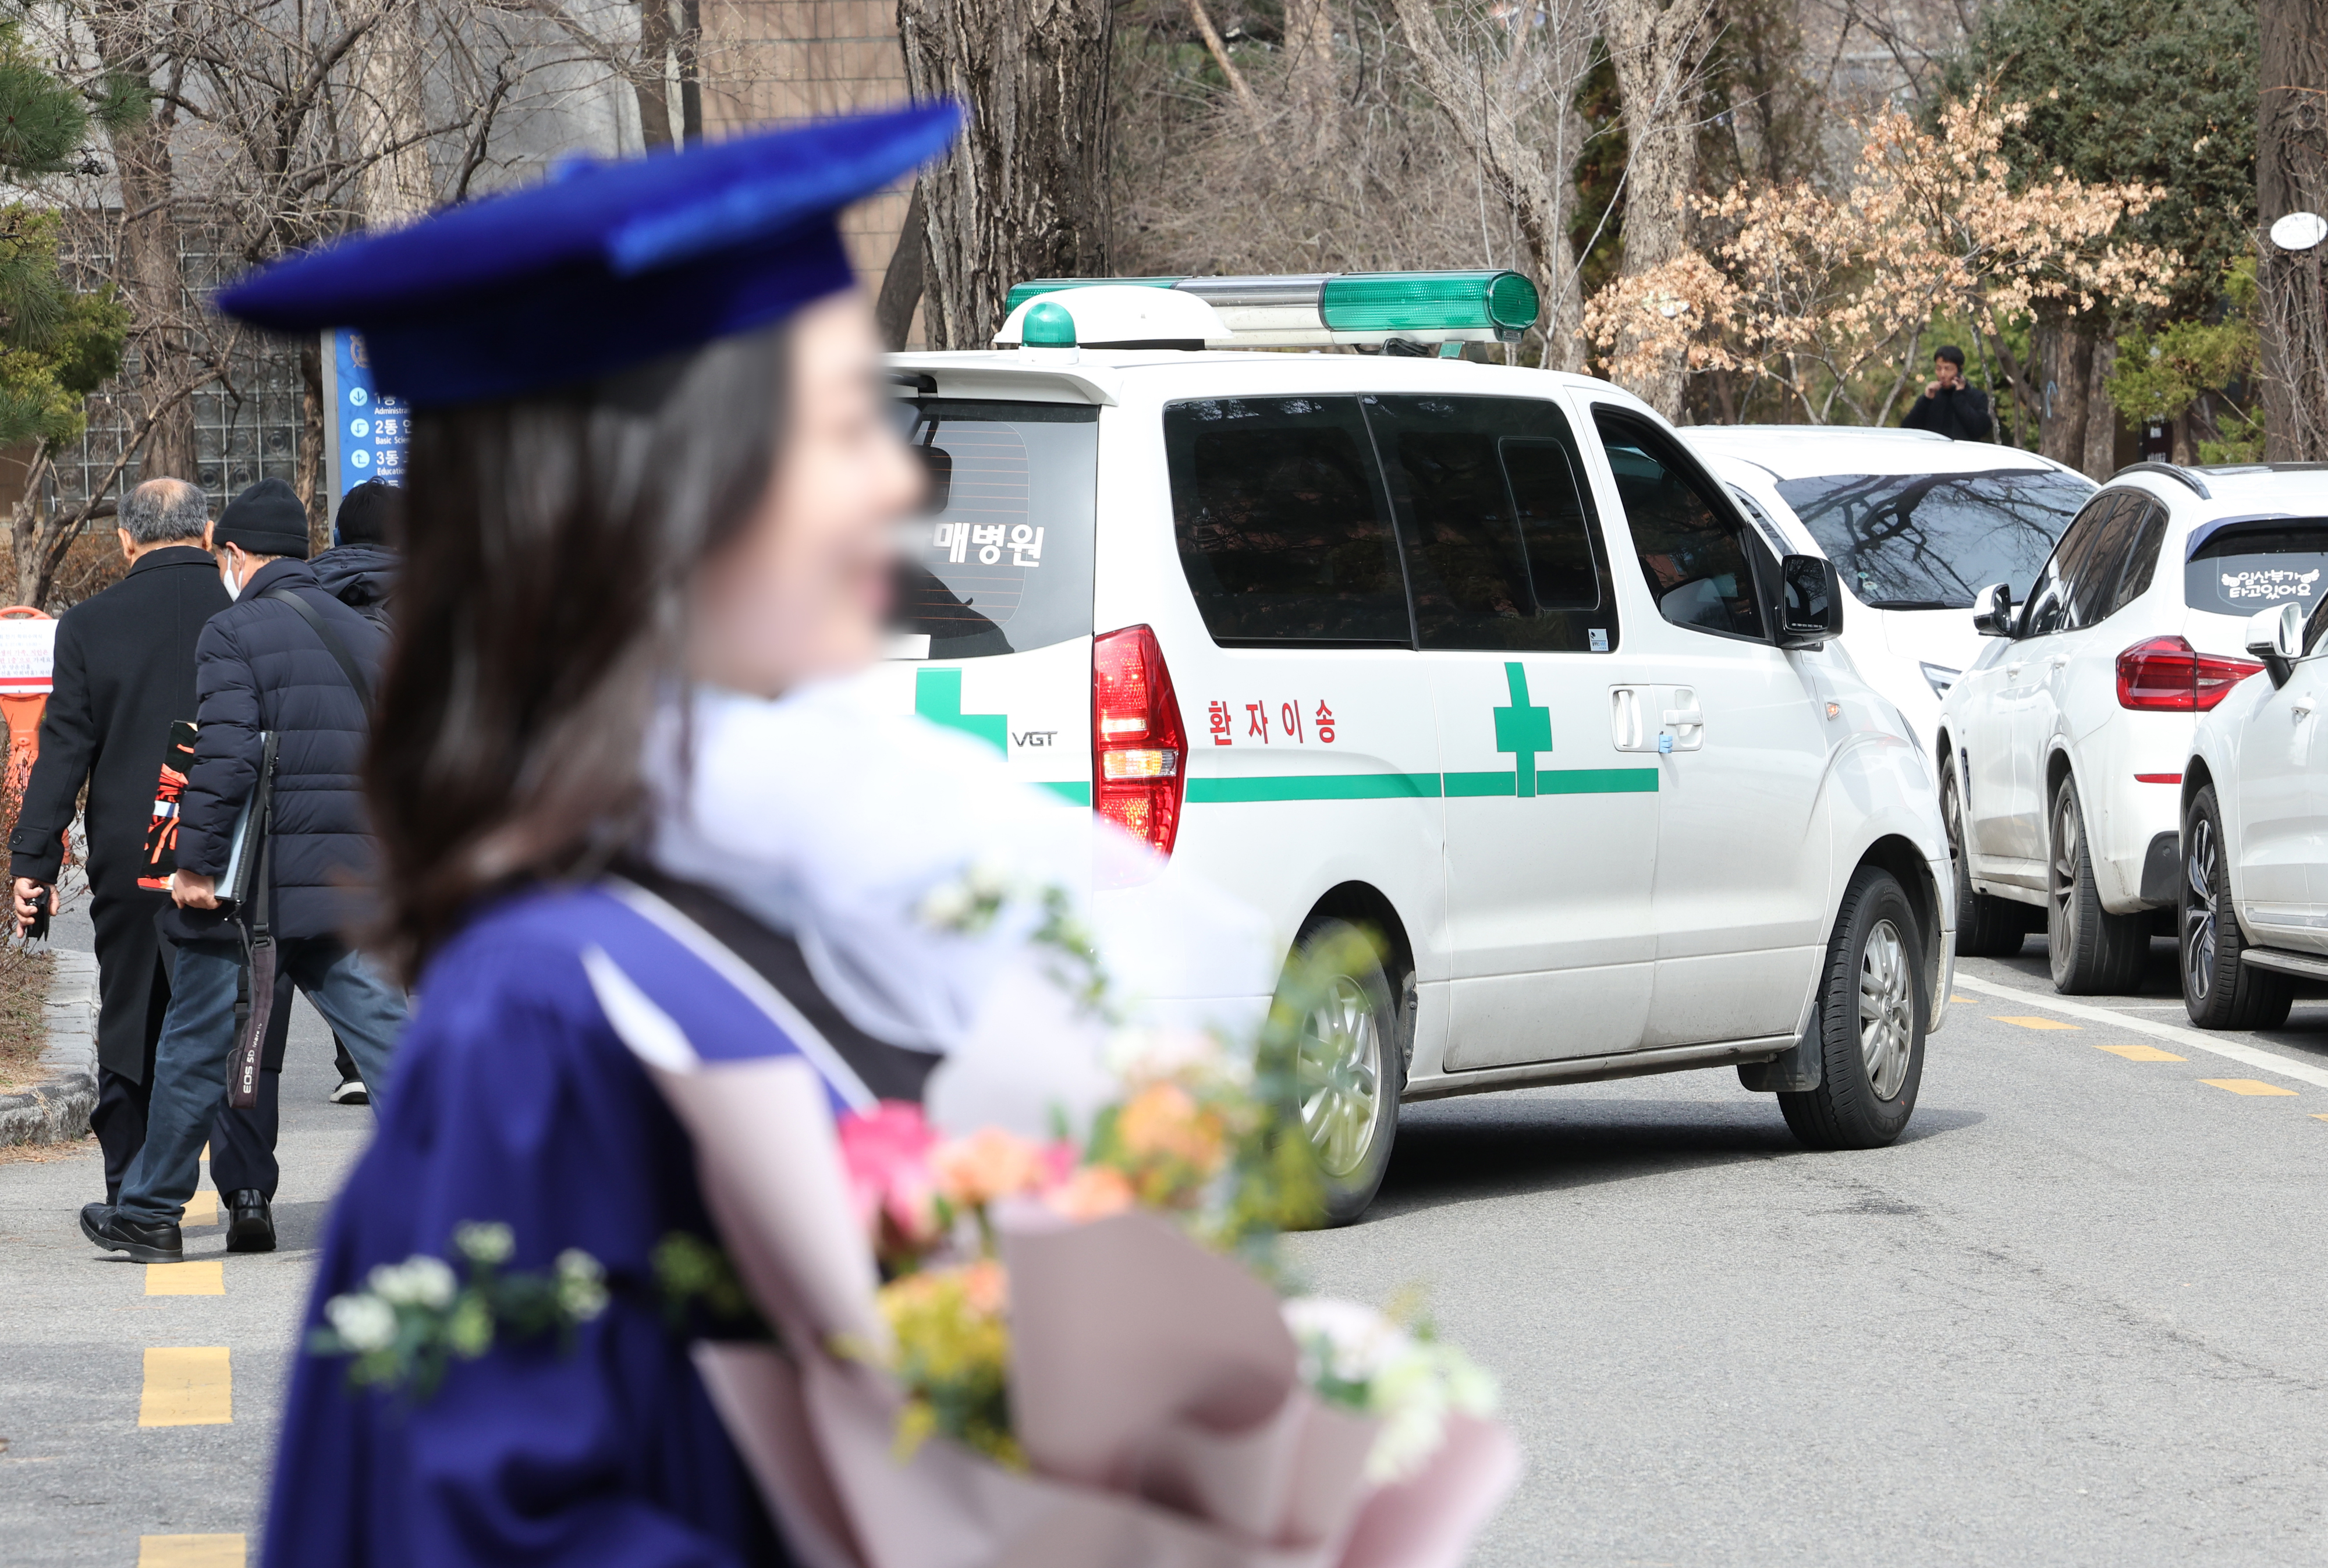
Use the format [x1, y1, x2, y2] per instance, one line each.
[1283, 917, 1401, 1226]
[1780, 866, 1925, 1150]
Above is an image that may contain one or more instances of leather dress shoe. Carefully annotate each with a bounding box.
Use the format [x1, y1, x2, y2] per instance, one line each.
[225, 1189, 276, 1254]
[80, 1204, 183, 1264]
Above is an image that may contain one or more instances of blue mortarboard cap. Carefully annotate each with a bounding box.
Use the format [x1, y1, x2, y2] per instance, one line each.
[216, 102, 962, 407]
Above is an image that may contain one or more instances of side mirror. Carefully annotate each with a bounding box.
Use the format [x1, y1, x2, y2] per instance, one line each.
[1777, 554, 1843, 648]
[2246, 601, 2302, 687]
[1971, 583, 2015, 638]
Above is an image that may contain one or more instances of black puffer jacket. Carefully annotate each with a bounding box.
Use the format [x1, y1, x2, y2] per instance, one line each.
[172, 557, 389, 942]
[310, 542, 396, 630]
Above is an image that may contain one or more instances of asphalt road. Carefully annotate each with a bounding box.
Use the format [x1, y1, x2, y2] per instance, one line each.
[6, 930, 2328, 1565]
[1290, 936, 2328, 1567]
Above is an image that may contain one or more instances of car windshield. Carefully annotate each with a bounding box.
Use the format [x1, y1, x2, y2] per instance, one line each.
[1773, 467, 2092, 610]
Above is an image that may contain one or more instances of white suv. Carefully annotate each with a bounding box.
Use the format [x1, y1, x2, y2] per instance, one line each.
[2183, 576, 2328, 1028]
[881, 272, 1954, 1220]
[1940, 462, 2328, 992]
[1683, 427, 2092, 749]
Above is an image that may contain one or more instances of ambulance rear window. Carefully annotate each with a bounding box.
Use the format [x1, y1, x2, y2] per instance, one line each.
[892, 399, 1097, 658]
[1166, 396, 1412, 645]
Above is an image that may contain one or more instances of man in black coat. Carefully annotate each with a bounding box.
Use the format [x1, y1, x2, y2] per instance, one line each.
[1901, 345, 1994, 441]
[81, 478, 409, 1264]
[9, 478, 280, 1215]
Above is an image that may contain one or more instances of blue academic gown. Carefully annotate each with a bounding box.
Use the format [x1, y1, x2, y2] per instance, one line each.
[263, 886, 793, 1566]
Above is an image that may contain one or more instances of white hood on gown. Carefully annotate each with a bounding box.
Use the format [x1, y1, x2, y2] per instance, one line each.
[644, 672, 1278, 1135]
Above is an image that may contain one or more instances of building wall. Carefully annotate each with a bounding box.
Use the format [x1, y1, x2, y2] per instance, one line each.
[700, 0, 917, 319]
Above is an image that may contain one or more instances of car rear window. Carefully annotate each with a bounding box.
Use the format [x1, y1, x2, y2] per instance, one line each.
[891, 399, 1097, 658]
[2185, 522, 2328, 618]
[1773, 468, 2091, 609]
[1165, 395, 1411, 645]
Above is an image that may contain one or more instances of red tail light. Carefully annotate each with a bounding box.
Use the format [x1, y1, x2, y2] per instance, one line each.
[2115, 635, 2263, 712]
[1092, 625, 1186, 866]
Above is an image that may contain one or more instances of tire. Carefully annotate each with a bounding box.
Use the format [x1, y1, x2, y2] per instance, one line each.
[2046, 773, 2149, 995]
[1282, 917, 1403, 1226]
[1942, 750, 2026, 957]
[1780, 865, 1925, 1150]
[2180, 786, 2294, 1030]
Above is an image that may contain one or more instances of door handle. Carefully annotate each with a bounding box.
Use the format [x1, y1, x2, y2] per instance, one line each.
[1610, 687, 1648, 751]
[2294, 697, 2316, 718]
[2006, 662, 2025, 678]
[2046, 655, 2068, 672]
[1661, 704, 1704, 728]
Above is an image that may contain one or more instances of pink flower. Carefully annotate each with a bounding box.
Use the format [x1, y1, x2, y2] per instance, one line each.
[838, 1101, 943, 1255]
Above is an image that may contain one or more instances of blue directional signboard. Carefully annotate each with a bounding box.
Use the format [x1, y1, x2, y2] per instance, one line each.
[324, 329, 409, 519]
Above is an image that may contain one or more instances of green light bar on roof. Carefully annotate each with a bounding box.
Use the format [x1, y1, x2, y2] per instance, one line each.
[1000, 270, 1539, 346]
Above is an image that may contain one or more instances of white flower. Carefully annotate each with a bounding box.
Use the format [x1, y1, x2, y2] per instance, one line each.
[325, 1292, 399, 1353]
[1283, 1297, 1499, 1483]
[917, 881, 974, 929]
[369, 1255, 457, 1310]
[963, 856, 1013, 902]
[454, 1222, 513, 1265]
[555, 1249, 609, 1321]
[1102, 1027, 1249, 1088]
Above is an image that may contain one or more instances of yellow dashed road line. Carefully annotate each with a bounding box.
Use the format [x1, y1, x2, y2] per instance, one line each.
[2201, 1078, 2299, 1097]
[146, 1261, 225, 1296]
[181, 1188, 217, 1226]
[2093, 1043, 2187, 1062]
[139, 1347, 231, 1427]
[1994, 1015, 2080, 1030]
[137, 1535, 246, 1567]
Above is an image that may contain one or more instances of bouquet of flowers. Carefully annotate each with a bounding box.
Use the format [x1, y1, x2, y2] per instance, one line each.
[650, 888, 1520, 1568]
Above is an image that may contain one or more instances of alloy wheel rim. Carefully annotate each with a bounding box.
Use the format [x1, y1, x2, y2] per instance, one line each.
[2050, 791, 2081, 956]
[1297, 975, 1383, 1179]
[2184, 814, 2219, 1002]
[1943, 768, 1967, 879]
[1859, 917, 1914, 1099]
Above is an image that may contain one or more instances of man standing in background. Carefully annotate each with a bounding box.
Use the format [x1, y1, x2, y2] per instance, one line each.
[80, 478, 407, 1265]
[8, 478, 279, 1234]
[1901, 345, 1994, 441]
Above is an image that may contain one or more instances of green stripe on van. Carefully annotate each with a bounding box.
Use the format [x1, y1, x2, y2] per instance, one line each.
[1187, 773, 1442, 803]
[1183, 768, 1658, 803]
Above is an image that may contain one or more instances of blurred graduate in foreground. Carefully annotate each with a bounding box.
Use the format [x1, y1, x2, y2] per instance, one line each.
[219, 106, 1273, 1566]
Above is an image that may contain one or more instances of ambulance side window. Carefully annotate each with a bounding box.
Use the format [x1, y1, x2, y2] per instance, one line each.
[1365, 394, 1617, 652]
[1593, 408, 1767, 641]
[1165, 396, 1413, 645]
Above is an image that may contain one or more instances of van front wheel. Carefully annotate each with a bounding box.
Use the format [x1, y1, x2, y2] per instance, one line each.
[1780, 866, 1926, 1150]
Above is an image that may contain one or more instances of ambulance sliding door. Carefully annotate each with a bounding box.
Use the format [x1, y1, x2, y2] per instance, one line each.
[1163, 395, 1449, 1024]
[1362, 392, 1659, 1069]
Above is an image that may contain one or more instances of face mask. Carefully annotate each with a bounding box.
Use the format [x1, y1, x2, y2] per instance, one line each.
[221, 556, 245, 600]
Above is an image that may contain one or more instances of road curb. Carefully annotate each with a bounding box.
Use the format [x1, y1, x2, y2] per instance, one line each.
[0, 948, 100, 1147]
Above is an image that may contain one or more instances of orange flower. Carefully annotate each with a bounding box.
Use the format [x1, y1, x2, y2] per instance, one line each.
[1116, 1082, 1226, 1173]
[1045, 1165, 1136, 1221]
[958, 1257, 1010, 1317]
[931, 1127, 1051, 1210]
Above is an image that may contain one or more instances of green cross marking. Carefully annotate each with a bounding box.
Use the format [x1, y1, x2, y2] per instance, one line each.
[914, 667, 1006, 755]
[1492, 662, 1552, 797]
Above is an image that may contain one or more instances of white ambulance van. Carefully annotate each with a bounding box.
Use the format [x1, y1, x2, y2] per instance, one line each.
[876, 273, 1953, 1222]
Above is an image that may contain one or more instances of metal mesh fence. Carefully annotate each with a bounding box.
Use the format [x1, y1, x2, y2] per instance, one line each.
[52, 216, 306, 518]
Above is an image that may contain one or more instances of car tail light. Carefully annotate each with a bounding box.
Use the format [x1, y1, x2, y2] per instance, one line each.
[2115, 635, 2263, 712]
[1093, 625, 1186, 865]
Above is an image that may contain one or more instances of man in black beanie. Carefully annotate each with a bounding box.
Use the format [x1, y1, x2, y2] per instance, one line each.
[80, 477, 409, 1264]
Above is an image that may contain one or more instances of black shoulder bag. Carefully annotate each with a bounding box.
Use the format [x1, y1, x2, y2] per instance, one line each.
[223, 590, 374, 1108]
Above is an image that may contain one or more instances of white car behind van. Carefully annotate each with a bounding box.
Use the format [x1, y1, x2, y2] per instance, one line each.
[1684, 427, 2093, 750]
